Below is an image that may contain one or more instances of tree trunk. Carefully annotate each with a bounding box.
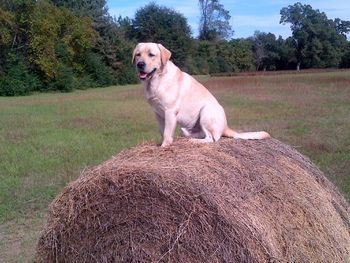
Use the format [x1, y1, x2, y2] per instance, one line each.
[256, 63, 260, 71]
[296, 62, 301, 71]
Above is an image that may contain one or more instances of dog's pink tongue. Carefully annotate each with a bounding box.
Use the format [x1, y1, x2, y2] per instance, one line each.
[139, 72, 147, 79]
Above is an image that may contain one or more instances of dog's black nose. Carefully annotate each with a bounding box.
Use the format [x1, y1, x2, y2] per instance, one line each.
[137, 61, 146, 70]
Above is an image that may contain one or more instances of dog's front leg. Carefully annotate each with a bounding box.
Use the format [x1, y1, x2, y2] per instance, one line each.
[161, 110, 177, 147]
[155, 113, 165, 137]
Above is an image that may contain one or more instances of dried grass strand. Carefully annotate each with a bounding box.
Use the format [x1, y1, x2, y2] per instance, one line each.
[35, 138, 350, 263]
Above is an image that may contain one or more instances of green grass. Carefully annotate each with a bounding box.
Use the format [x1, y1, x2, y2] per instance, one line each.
[0, 71, 349, 262]
[0, 85, 160, 222]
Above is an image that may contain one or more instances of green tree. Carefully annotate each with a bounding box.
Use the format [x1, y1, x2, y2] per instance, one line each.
[215, 41, 232, 72]
[188, 41, 211, 74]
[251, 31, 280, 71]
[0, 9, 14, 48]
[0, 8, 15, 72]
[230, 39, 255, 72]
[280, 2, 349, 70]
[275, 36, 298, 70]
[133, 2, 192, 68]
[340, 42, 350, 68]
[0, 52, 41, 96]
[117, 16, 134, 40]
[0, 0, 36, 69]
[0, 0, 113, 95]
[50, 0, 136, 85]
[334, 18, 350, 37]
[198, 0, 233, 41]
[49, 0, 109, 21]
[29, 0, 96, 79]
[0, 0, 139, 96]
[0, 0, 42, 95]
[188, 39, 255, 74]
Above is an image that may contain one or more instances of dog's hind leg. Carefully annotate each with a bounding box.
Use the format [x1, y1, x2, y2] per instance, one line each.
[181, 127, 205, 139]
[190, 104, 224, 143]
[189, 126, 215, 143]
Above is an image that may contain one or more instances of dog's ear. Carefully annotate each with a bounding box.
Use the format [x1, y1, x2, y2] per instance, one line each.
[132, 43, 142, 64]
[157, 44, 171, 67]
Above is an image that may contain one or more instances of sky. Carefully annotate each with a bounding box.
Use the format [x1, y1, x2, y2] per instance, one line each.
[107, 0, 350, 39]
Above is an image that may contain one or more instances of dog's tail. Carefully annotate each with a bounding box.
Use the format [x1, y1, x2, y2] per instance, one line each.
[223, 127, 270, 140]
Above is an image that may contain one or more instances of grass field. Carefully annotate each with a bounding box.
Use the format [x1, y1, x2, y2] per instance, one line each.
[1, 70, 349, 262]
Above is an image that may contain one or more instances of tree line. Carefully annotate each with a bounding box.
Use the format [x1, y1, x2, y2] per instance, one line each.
[0, 0, 349, 96]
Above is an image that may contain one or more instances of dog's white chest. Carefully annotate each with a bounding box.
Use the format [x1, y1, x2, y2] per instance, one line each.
[148, 96, 166, 115]
[144, 82, 167, 116]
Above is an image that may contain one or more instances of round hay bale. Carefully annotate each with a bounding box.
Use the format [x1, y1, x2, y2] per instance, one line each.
[35, 138, 350, 263]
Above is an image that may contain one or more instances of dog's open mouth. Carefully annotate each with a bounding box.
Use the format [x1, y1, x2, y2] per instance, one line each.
[139, 68, 156, 80]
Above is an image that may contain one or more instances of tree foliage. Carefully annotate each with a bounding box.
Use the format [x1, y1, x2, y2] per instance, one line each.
[49, 0, 137, 85]
[133, 2, 192, 68]
[280, 2, 349, 70]
[50, 0, 109, 19]
[0, 0, 139, 96]
[251, 31, 281, 71]
[0, 8, 15, 72]
[199, 0, 233, 41]
[0, 1, 349, 96]
[340, 42, 350, 68]
[29, 0, 96, 78]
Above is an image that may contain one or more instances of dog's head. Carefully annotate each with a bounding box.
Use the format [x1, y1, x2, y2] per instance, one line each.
[132, 43, 171, 81]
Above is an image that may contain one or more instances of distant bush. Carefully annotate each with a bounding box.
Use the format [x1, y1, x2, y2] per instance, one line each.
[0, 77, 27, 96]
[74, 75, 96, 90]
[48, 64, 75, 92]
[114, 64, 139, 85]
[84, 52, 116, 87]
[340, 44, 350, 68]
[0, 54, 41, 96]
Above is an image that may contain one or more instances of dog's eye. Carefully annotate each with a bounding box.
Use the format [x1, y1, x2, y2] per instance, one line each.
[149, 53, 155, 57]
[136, 53, 141, 57]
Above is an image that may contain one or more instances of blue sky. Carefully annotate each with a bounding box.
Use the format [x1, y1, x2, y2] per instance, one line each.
[107, 0, 350, 39]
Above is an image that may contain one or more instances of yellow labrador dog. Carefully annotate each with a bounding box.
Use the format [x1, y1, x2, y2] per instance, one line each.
[132, 42, 270, 147]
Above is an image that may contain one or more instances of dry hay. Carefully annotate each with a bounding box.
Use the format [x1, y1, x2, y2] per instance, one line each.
[35, 138, 350, 263]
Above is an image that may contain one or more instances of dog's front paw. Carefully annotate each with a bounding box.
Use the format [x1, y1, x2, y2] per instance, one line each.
[161, 138, 173, 147]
